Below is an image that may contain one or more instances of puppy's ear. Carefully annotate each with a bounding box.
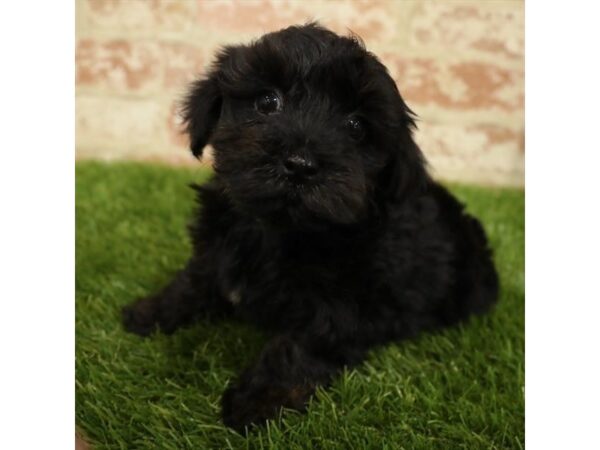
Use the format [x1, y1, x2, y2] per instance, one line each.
[380, 133, 429, 201]
[181, 74, 222, 158]
[379, 91, 430, 201]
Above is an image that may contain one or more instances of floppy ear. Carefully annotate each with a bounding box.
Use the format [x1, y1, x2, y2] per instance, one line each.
[381, 132, 430, 201]
[378, 95, 430, 201]
[181, 75, 222, 158]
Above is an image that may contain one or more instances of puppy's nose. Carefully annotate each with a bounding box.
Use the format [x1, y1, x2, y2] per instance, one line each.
[282, 154, 318, 179]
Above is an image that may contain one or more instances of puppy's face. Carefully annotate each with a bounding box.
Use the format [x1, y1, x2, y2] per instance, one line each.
[183, 24, 427, 229]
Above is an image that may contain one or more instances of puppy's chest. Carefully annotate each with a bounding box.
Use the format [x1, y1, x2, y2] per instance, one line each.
[217, 235, 365, 307]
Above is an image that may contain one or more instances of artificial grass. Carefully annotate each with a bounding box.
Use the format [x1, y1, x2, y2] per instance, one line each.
[76, 161, 524, 449]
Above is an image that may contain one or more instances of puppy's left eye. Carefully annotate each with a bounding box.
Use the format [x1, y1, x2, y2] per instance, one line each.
[255, 92, 282, 115]
[345, 117, 366, 140]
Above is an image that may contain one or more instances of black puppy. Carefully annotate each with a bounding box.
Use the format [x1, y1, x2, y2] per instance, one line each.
[122, 23, 499, 432]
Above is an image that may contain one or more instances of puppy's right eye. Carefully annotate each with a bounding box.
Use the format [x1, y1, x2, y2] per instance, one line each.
[255, 92, 282, 115]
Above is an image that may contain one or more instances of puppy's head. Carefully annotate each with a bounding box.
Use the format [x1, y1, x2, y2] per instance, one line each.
[183, 23, 428, 229]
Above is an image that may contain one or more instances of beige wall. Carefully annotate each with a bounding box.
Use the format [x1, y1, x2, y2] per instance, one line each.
[76, 0, 524, 187]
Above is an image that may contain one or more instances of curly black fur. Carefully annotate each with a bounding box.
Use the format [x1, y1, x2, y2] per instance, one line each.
[122, 23, 499, 432]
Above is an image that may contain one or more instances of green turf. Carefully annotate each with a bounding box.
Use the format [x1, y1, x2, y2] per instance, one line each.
[76, 161, 524, 449]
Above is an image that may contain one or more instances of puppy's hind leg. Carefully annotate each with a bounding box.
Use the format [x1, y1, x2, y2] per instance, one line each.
[460, 215, 500, 316]
[122, 258, 226, 336]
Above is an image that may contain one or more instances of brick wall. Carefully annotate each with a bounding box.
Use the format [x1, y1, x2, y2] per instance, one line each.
[76, 0, 524, 187]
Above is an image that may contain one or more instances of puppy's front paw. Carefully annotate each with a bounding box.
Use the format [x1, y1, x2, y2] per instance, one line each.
[121, 296, 160, 337]
[221, 380, 313, 432]
[221, 384, 275, 432]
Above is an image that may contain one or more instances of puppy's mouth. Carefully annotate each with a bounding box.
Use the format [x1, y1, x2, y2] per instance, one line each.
[284, 180, 314, 201]
[222, 172, 368, 230]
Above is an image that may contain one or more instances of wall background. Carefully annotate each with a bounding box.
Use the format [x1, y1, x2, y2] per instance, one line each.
[76, 0, 524, 186]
